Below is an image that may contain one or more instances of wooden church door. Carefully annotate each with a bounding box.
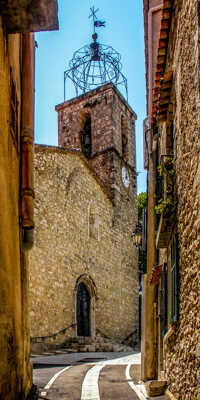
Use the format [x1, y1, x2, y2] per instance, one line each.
[76, 282, 91, 336]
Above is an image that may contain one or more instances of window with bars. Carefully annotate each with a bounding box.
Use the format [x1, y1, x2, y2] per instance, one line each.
[10, 69, 18, 148]
[171, 234, 179, 324]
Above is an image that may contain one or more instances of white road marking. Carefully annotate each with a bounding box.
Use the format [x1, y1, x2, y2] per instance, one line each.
[81, 364, 104, 400]
[38, 353, 144, 399]
[125, 364, 147, 400]
[40, 366, 71, 397]
[81, 354, 144, 400]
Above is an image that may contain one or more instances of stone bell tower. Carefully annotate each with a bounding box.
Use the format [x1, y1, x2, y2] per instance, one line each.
[56, 83, 137, 199]
[55, 5, 138, 203]
[55, 6, 138, 201]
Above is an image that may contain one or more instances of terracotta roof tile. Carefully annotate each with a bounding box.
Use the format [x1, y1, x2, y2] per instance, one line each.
[150, 0, 173, 125]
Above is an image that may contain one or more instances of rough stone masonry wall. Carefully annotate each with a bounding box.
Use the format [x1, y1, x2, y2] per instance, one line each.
[58, 85, 114, 151]
[29, 146, 138, 341]
[164, 1, 200, 398]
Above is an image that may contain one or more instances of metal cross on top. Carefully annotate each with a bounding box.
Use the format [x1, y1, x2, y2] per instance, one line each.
[89, 6, 105, 33]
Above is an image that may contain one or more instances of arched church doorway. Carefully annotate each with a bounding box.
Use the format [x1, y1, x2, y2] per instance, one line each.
[76, 282, 91, 336]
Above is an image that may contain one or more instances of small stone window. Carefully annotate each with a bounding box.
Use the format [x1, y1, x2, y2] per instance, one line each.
[80, 115, 92, 158]
[10, 69, 18, 149]
[88, 204, 99, 240]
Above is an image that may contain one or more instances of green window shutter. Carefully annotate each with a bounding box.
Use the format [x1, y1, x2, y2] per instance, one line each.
[161, 263, 168, 336]
[171, 235, 179, 324]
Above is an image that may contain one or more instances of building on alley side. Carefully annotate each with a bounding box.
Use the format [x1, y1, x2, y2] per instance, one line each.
[141, 1, 200, 398]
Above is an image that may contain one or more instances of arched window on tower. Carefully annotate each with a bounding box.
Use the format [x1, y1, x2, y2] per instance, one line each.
[80, 115, 92, 158]
[121, 115, 128, 160]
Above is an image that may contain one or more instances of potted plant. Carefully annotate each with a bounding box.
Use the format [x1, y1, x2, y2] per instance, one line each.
[157, 165, 162, 176]
[155, 197, 176, 216]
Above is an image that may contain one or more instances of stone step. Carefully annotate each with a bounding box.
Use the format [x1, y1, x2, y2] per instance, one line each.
[31, 335, 136, 355]
[60, 348, 78, 353]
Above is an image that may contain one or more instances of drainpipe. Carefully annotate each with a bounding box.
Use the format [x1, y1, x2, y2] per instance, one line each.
[21, 33, 35, 250]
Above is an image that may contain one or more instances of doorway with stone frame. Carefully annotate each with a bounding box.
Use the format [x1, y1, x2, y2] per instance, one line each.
[76, 282, 90, 336]
[75, 274, 96, 337]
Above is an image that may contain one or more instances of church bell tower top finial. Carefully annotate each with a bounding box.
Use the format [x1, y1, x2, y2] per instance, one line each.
[88, 6, 105, 35]
[64, 8, 128, 101]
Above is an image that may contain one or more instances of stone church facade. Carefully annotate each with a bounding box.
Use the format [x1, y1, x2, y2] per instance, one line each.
[29, 83, 139, 344]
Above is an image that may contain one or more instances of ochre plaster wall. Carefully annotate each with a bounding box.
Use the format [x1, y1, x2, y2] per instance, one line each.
[29, 146, 138, 341]
[0, 18, 32, 400]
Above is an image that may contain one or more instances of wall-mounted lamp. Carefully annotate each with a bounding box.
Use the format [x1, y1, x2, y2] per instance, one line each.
[132, 225, 142, 248]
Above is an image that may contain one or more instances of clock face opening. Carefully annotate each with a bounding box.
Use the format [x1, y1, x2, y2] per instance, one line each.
[122, 167, 130, 188]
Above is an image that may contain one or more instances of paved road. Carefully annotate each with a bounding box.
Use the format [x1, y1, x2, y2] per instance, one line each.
[31, 352, 144, 400]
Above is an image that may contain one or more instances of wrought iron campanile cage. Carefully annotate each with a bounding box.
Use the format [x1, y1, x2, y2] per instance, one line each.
[64, 8, 128, 100]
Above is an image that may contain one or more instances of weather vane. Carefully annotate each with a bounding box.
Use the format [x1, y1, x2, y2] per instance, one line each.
[89, 6, 105, 33]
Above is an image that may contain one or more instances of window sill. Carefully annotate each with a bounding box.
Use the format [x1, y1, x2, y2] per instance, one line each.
[163, 324, 178, 352]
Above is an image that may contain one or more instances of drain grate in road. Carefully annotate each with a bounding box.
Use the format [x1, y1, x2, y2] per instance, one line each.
[33, 362, 71, 369]
[77, 357, 107, 362]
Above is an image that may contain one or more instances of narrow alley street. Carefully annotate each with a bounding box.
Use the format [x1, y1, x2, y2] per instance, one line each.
[32, 352, 144, 400]
[31, 351, 170, 400]
[1, 0, 199, 399]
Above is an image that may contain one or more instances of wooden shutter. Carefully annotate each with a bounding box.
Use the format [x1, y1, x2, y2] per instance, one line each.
[171, 235, 179, 324]
[161, 263, 168, 336]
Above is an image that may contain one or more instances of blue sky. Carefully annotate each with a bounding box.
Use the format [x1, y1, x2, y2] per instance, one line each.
[35, 0, 147, 193]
